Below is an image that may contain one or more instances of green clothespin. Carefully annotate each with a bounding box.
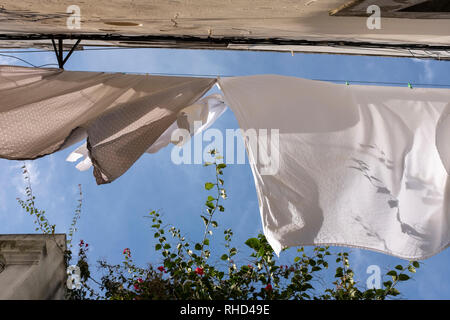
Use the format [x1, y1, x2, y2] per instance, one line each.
[345, 81, 349, 86]
[408, 82, 413, 89]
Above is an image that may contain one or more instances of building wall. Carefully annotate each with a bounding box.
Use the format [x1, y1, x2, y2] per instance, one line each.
[0, 0, 448, 45]
[0, 1, 449, 59]
[0, 234, 67, 300]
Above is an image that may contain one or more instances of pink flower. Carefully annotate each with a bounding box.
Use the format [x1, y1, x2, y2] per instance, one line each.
[123, 248, 131, 257]
[79, 240, 84, 247]
[133, 283, 141, 291]
[265, 283, 272, 292]
[137, 278, 143, 283]
[195, 267, 204, 276]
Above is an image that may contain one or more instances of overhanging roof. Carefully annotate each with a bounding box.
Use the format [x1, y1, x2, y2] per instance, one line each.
[0, 0, 449, 59]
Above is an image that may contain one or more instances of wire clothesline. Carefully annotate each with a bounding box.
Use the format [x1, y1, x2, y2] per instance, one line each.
[1, 52, 450, 89]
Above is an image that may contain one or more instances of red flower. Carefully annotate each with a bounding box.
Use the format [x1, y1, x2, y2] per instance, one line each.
[79, 240, 84, 247]
[157, 266, 166, 272]
[85, 243, 89, 248]
[123, 248, 131, 257]
[133, 283, 141, 291]
[195, 267, 204, 276]
[137, 278, 143, 283]
[265, 283, 272, 292]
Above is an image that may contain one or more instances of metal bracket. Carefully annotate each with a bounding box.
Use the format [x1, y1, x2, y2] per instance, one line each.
[51, 38, 81, 69]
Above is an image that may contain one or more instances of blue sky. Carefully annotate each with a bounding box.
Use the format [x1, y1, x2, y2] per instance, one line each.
[0, 47, 449, 299]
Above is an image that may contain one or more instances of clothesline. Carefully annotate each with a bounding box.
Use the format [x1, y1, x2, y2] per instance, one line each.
[1, 52, 449, 88]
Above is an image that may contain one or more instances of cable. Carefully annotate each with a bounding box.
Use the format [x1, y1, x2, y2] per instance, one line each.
[0, 53, 59, 68]
[0, 53, 42, 68]
[37, 63, 59, 68]
[0, 52, 449, 88]
[0, 47, 154, 54]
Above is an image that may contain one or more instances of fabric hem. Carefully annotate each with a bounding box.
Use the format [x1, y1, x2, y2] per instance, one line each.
[277, 239, 450, 261]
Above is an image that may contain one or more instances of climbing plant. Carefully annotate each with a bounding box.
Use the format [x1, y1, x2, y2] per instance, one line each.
[17, 151, 419, 300]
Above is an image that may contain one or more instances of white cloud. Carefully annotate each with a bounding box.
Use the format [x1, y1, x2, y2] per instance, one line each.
[412, 59, 435, 83]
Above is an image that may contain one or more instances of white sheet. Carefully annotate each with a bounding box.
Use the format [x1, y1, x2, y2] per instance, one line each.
[219, 75, 450, 260]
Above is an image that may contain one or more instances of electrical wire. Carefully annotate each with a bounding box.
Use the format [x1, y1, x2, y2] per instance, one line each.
[0, 47, 151, 54]
[0, 53, 58, 68]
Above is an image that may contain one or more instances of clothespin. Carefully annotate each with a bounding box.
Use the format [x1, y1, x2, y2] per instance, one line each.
[291, 50, 294, 57]
[408, 82, 413, 89]
[345, 81, 349, 86]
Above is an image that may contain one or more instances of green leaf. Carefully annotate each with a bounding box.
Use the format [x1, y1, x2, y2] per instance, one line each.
[220, 254, 228, 261]
[207, 196, 215, 202]
[155, 244, 162, 251]
[217, 163, 226, 169]
[245, 238, 260, 250]
[211, 221, 218, 228]
[335, 267, 343, 278]
[386, 270, 397, 277]
[205, 182, 215, 190]
[195, 243, 202, 250]
[200, 215, 209, 226]
[390, 288, 400, 296]
[398, 274, 410, 281]
[395, 265, 403, 271]
[257, 247, 265, 257]
[203, 239, 210, 246]
[163, 243, 171, 250]
[383, 280, 392, 287]
[412, 261, 420, 268]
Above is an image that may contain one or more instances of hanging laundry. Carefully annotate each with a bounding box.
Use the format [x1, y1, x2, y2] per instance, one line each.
[1, 66, 449, 260]
[0, 65, 216, 184]
[67, 93, 227, 170]
[219, 75, 450, 260]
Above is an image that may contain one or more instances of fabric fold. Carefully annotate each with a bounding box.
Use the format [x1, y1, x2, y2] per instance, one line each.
[0, 65, 216, 184]
[219, 75, 450, 260]
[67, 94, 227, 171]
